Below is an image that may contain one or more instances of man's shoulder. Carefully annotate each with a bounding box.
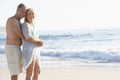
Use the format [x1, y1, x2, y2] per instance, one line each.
[6, 17, 19, 29]
[7, 17, 18, 23]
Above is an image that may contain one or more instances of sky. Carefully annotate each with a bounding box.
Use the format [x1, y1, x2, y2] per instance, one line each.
[0, 0, 120, 31]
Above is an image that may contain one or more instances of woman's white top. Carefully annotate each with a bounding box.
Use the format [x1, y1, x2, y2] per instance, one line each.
[22, 22, 40, 70]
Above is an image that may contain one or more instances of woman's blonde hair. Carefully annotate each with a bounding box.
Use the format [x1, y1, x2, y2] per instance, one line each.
[24, 8, 35, 23]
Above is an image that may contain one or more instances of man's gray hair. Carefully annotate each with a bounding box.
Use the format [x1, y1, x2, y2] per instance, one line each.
[17, 3, 26, 10]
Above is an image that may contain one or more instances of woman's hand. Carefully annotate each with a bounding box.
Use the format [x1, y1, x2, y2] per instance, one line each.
[36, 40, 44, 47]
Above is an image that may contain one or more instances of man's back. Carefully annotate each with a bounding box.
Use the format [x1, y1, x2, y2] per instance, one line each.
[6, 17, 22, 46]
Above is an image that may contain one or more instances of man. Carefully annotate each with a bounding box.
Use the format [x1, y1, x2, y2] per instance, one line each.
[5, 3, 26, 80]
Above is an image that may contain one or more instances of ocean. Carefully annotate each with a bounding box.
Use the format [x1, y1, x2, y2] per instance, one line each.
[0, 27, 120, 68]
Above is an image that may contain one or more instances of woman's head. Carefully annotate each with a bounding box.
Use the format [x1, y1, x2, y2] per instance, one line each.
[25, 8, 35, 24]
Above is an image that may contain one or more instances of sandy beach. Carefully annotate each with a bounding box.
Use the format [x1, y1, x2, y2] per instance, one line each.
[1, 67, 120, 80]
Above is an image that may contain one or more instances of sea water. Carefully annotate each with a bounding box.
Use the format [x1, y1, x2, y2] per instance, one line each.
[0, 27, 120, 68]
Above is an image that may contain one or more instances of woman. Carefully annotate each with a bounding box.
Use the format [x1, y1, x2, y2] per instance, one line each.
[22, 8, 43, 80]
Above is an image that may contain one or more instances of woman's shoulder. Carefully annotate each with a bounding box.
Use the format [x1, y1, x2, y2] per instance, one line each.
[22, 22, 31, 28]
[22, 21, 29, 26]
[22, 22, 31, 31]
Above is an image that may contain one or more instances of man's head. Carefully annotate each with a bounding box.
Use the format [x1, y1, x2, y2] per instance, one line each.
[16, 3, 26, 19]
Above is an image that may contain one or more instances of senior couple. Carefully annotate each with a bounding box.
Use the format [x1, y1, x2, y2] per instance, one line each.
[5, 3, 43, 80]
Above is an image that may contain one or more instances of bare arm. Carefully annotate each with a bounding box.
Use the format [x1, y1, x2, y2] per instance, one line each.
[27, 37, 43, 47]
[27, 37, 41, 43]
[9, 18, 25, 39]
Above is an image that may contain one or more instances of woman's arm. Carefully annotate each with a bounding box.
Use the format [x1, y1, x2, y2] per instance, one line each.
[27, 37, 43, 47]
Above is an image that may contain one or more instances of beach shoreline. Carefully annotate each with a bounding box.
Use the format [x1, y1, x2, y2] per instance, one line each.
[1, 67, 120, 80]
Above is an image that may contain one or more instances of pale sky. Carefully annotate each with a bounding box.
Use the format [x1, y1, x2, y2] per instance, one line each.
[0, 0, 120, 31]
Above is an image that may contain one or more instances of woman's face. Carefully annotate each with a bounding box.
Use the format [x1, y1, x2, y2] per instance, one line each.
[26, 9, 35, 23]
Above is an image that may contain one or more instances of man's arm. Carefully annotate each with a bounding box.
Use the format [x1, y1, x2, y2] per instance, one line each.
[9, 18, 25, 39]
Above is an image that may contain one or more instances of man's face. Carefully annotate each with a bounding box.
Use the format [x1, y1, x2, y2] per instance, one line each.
[17, 7, 26, 19]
